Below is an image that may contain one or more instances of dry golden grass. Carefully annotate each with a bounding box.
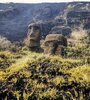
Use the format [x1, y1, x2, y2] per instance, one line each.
[71, 27, 87, 40]
[0, 49, 90, 99]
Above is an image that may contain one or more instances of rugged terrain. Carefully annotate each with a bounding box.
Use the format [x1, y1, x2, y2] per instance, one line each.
[0, 2, 90, 100]
[0, 3, 66, 41]
[0, 30, 90, 99]
[0, 2, 90, 41]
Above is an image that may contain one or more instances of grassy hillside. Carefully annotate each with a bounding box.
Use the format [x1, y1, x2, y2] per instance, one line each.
[0, 48, 90, 99]
[0, 28, 90, 99]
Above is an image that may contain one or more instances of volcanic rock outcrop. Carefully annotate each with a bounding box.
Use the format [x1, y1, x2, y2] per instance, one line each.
[0, 2, 90, 41]
[64, 2, 90, 29]
[50, 26, 71, 37]
[0, 3, 66, 41]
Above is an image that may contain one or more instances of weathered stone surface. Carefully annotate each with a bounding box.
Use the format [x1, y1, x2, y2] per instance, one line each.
[43, 34, 67, 55]
[50, 26, 71, 36]
[67, 11, 90, 28]
[24, 23, 41, 52]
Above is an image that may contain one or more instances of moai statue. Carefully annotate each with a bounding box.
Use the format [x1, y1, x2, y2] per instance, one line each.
[25, 23, 41, 52]
[43, 34, 67, 55]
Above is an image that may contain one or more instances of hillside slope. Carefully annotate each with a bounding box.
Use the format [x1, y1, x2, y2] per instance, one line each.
[0, 2, 90, 41]
[0, 3, 66, 41]
[0, 31, 90, 99]
[0, 48, 90, 99]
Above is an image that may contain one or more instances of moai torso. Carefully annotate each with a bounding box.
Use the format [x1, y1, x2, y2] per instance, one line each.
[44, 34, 67, 55]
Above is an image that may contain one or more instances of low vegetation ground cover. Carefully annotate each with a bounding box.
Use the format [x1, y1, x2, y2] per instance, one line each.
[0, 29, 90, 99]
[0, 46, 90, 100]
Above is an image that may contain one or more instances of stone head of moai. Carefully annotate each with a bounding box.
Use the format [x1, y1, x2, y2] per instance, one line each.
[43, 34, 67, 55]
[25, 23, 41, 52]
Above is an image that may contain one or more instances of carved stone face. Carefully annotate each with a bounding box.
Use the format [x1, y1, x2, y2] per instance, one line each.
[44, 40, 56, 54]
[44, 34, 67, 55]
[28, 24, 41, 47]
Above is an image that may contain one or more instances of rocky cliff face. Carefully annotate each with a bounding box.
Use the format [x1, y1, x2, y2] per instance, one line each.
[0, 3, 66, 41]
[0, 2, 90, 41]
[64, 2, 90, 29]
